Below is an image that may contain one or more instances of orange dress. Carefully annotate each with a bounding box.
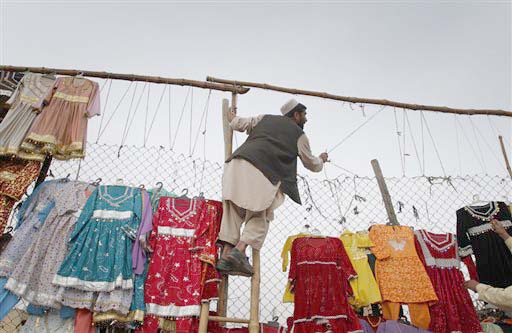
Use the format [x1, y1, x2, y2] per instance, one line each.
[368, 225, 437, 303]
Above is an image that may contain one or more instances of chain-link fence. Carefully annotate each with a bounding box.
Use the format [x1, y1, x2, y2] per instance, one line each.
[10, 142, 512, 328]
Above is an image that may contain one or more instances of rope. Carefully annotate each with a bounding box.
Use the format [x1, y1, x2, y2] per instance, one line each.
[487, 115, 501, 138]
[144, 84, 167, 146]
[191, 90, 212, 156]
[95, 79, 113, 143]
[421, 111, 425, 173]
[420, 112, 447, 177]
[455, 116, 485, 173]
[143, 82, 151, 146]
[97, 81, 134, 142]
[393, 108, 405, 176]
[171, 87, 191, 150]
[468, 115, 488, 172]
[168, 85, 172, 149]
[119, 82, 148, 155]
[402, 109, 407, 173]
[189, 89, 194, 156]
[469, 117, 508, 175]
[454, 115, 462, 175]
[327, 105, 386, 154]
[404, 112, 424, 175]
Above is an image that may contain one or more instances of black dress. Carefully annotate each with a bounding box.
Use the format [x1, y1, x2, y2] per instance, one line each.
[456, 201, 512, 288]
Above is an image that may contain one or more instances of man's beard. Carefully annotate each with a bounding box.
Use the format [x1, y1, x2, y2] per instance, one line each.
[298, 122, 305, 129]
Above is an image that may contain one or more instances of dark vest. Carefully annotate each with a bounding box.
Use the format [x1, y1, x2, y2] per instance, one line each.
[226, 115, 304, 204]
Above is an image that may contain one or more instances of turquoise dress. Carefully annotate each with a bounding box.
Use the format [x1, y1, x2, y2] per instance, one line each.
[54, 185, 142, 291]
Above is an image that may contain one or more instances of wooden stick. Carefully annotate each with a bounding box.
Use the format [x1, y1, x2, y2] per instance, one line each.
[371, 159, 399, 225]
[498, 135, 512, 179]
[0, 65, 249, 94]
[198, 302, 210, 333]
[34, 155, 53, 188]
[249, 249, 261, 333]
[207, 76, 512, 117]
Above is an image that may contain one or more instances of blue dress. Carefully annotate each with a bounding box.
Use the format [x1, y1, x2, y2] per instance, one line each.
[54, 185, 143, 291]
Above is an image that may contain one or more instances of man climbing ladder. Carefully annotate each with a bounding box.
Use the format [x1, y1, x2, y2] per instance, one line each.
[216, 98, 329, 276]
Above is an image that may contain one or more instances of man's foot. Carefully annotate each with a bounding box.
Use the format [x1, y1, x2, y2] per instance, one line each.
[216, 248, 254, 277]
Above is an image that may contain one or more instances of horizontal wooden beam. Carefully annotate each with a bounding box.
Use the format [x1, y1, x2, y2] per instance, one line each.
[0, 66, 249, 94]
[208, 316, 250, 324]
[206, 76, 512, 117]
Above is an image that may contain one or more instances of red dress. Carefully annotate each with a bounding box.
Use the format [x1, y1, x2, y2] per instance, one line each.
[289, 237, 362, 333]
[144, 198, 207, 332]
[414, 230, 482, 333]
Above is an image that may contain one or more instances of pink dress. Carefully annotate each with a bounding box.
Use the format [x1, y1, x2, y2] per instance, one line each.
[21, 76, 100, 161]
[289, 237, 362, 333]
[414, 230, 482, 333]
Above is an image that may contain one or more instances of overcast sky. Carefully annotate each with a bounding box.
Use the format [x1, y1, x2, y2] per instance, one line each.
[1, 0, 511, 177]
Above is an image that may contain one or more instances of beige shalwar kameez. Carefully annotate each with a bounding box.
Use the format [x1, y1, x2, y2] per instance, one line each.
[219, 115, 324, 250]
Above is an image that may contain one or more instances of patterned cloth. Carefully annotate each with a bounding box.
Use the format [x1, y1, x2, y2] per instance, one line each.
[289, 237, 362, 333]
[414, 230, 482, 333]
[0, 73, 55, 158]
[21, 76, 100, 161]
[0, 71, 24, 122]
[368, 225, 438, 303]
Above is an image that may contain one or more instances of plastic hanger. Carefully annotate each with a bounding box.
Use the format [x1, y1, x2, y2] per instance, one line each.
[469, 194, 489, 206]
[177, 188, 189, 199]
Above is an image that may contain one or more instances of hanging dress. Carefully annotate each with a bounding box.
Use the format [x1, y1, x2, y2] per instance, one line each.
[0, 158, 41, 233]
[0, 71, 24, 122]
[340, 230, 382, 308]
[414, 229, 482, 333]
[289, 236, 362, 333]
[21, 76, 100, 161]
[0, 73, 55, 157]
[5, 181, 94, 308]
[53, 185, 143, 314]
[144, 197, 208, 332]
[456, 201, 512, 288]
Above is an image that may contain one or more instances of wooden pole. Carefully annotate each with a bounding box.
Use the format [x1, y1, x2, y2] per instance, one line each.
[249, 249, 261, 333]
[206, 76, 512, 117]
[34, 155, 53, 188]
[371, 159, 399, 225]
[0, 65, 249, 94]
[198, 301, 210, 333]
[498, 135, 512, 179]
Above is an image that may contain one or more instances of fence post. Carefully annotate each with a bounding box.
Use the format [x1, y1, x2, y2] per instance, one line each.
[371, 159, 399, 225]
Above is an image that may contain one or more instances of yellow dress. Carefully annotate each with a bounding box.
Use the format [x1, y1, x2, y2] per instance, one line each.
[340, 230, 382, 307]
[281, 232, 308, 303]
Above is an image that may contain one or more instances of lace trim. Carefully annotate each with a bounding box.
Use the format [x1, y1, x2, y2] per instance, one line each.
[416, 230, 460, 268]
[146, 302, 200, 317]
[53, 91, 89, 103]
[19, 94, 40, 104]
[468, 220, 512, 236]
[166, 198, 198, 222]
[294, 314, 347, 324]
[458, 245, 473, 257]
[464, 202, 500, 221]
[157, 226, 195, 237]
[92, 210, 133, 220]
[5, 278, 59, 307]
[52, 274, 133, 291]
[420, 230, 454, 252]
[98, 186, 134, 207]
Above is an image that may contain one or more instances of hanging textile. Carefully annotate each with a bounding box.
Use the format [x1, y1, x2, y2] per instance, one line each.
[280, 232, 308, 303]
[0, 71, 24, 122]
[5, 180, 94, 308]
[340, 230, 382, 308]
[54, 185, 143, 314]
[0, 157, 41, 233]
[414, 229, 482, 333]
[0, 73, 56, 158]
[20, 310, 74, 333]
[457, 201, 512, 288]
[20, 76, 100, 161]
[368, 225, 437, 330]
[289, 236, 362, 333]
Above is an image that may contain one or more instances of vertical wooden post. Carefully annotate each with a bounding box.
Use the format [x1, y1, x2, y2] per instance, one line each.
[249, 249, 261, 333]
[498, 135, 512, 180]
[198, 300, 210, 332]
[371, 159, 399, 225]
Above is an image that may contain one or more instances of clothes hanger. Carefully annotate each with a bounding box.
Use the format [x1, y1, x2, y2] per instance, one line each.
[301, 224, 311, 235]
[177, 188, 189, 199]
[469, 194, 489, 206]
[193, 191, 205, 200]
[114, 178, 124, 185]
[91, 178, 102, 186]
[155, 181, 163, 192]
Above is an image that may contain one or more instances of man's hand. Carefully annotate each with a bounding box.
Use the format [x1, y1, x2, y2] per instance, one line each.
[491, 219, 510, 241]
[319, 152, 329, 163]
[227, 109, 236, 123]
[464, 280, 479, 292]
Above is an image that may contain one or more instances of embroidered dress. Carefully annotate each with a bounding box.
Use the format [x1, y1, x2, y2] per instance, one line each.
[5, 181, 93, 308]
[0, 73, 55, 157]
[144, 197, 207, 331]
[340, 230, 382, 308]
[414, 230, 482, 333]
[0, 158, 40, 232]
[456, 201, 512, 288]
[289, 237, 362, 333]
[21, 76, 100, 161]
[368, 225, 437, 304]
[0, 71, 24, 121]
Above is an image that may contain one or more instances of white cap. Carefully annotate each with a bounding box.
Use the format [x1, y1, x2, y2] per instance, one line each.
[280, 98, 307, 116]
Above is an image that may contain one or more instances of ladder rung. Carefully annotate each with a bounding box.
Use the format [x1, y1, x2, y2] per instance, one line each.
[208, 315, 251, 324]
